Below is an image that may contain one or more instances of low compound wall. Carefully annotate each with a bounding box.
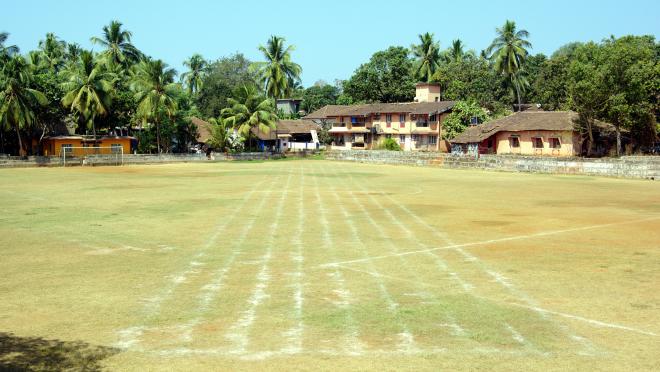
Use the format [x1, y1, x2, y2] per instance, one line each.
[0, 152, 283, 168]
[324, 150, 660, 180]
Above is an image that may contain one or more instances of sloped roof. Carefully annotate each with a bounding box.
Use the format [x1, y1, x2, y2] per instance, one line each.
[451, 111, 603, 144]
[252, 119, 319, 141]
[190, 117, 214, 143]
[305, 101, 456, 119]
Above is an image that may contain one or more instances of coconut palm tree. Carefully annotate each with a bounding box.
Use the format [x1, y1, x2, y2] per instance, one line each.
[253, 36, 302, 99]
[411, 32, 441, 82]
[448, 39, 465, 63]
[61, 50, 116, 138]
[131, 58, 178, 154]
[65, 43, 83, 64]
[0, 32, 19, 62]
[486, 20, 532, 111]
[38, 33, 66, 72]
[91, 20, 141, 67]
[181, 54, 207, 96]
[220, 85, 277, 151]
[0, 55, 48, 155]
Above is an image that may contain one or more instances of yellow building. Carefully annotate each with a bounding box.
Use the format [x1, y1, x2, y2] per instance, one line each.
[42, 136, 134, 157]
[450, 111, 614, 156]
[305, 83, 455, 151]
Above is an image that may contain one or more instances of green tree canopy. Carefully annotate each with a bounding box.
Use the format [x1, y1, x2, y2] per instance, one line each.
[220, 85, 277, 150]
[0, 55, 48, 155]
[343, 46, 415, 103]
[411, 33, 441, 83]
[253, 36, 302, 99]
[91, 21, 141, 67]
[181, 54, 207, 96]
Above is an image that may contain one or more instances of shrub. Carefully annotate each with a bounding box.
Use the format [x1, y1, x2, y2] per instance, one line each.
[376, 137, 402, 151]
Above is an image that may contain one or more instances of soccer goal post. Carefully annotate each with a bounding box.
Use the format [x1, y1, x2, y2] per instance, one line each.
[61, 145, 124, 167]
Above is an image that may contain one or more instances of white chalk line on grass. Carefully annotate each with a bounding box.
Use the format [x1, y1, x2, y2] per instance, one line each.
[338, 165, 474, 337]
[326, 163, 596, 353]
[311, 166, 365, 356]
[171, 173, 285, 345]
[332, 259, 658, 338]
[225, 169, 294, 355]
[317, 164, 419, 354]
[281, 165, 306, 354]
[318, 216, 660, 268]
[114, 177, 271, 350]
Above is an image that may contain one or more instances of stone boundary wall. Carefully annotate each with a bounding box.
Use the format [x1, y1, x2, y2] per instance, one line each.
[324, 150, 660, 180]
[0, 152, 283, 168]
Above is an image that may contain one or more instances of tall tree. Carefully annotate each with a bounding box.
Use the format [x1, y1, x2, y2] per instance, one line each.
[411, 32, 441, 82]
[220, 85, 277, 151]
[61, 50, 116, 138]
[253, 36, 302, 99]
[447, 39, 466, 63]
[0, 32, 19, 62]
[487, 20, 532, 111]
[0, 55, 48, 155]
[181, 54, 207, 96]
[131, 59, 178, 154]
[196, 53, 258, 118]
[91, 20, 140, 67]
[343, 46, 415, 103]
[38, 33, 66, 72]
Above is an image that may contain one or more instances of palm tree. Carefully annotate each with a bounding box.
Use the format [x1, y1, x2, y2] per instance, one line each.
[448, 39, 465, 63]
[181, 54, 207, 96]
[0, 32, 19, 62]
[253, 36, 302, 99]
[411, 32, 441, 82]
[131, 59, 178, 154]
[38, 33, 66, 72]
[61, 50, 116, 138]
[91, 20, 140, 66]
[220, 85, 277, 151]
[207, 117, 231, 152]
[66, 43, 83, 64]
[486, 20, 532, 111]
[0, 55, 48, 155]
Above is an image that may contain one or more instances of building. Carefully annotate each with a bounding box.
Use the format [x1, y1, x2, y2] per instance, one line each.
[450, 111, 616, 156]
[253, 119, 320, 152]
[42, 136, 134, 157]
[305, 83, 455, 151]
[276, 99, 303, 115]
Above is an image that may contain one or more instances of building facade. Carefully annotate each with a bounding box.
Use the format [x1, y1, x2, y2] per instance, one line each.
[450, 111, 614, 157]
[306, 84, 455, 151]
[42, 136, 134, 157]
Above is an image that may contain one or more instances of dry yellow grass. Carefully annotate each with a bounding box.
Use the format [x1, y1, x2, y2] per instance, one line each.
[1, 160, 659, 371]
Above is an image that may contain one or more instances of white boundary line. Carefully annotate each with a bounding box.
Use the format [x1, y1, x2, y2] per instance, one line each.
[318, 216, 660, 268]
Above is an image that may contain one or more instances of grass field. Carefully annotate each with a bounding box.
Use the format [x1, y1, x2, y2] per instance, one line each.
[1, 160, 659, 371]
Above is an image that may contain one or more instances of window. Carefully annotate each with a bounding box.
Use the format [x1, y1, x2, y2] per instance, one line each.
[509, 136, 520, 148]
[386, 114, 392, 123]
[429, 136, 437, 145]
[61, 144, 73, 154]
[399, 113, 406, 128]
[386, 121, 391, 128]
[532, 137, 544, 149]
[111, 144, 123, 154]
[412, 134, 419, 142]
[549, 137, 561, 149]
[373, 113, 381, 121]
[430, 114, 437, 122]
[399, 135, 406, 143]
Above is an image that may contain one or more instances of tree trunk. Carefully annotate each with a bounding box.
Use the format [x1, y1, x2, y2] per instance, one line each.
[515, 81, 522, 112]
[586, 120, 594, 157]
[156, 119, 161, 155]
[15, 124, 25, 156]
[615, 125, 621, 157]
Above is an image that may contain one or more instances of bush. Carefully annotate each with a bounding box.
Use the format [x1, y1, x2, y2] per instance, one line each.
[376, 137, 402, 151]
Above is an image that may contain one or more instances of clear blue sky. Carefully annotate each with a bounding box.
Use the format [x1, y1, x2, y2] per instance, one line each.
[4, 0, 659, 86]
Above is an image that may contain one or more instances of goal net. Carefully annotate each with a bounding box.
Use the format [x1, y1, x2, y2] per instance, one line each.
[61, 146, 124, 167]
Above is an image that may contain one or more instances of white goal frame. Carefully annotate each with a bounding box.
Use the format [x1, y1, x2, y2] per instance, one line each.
[61, 146, 124, 167]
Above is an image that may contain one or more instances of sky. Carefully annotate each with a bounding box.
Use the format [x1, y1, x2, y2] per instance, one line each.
[4, 0, 660, 86]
